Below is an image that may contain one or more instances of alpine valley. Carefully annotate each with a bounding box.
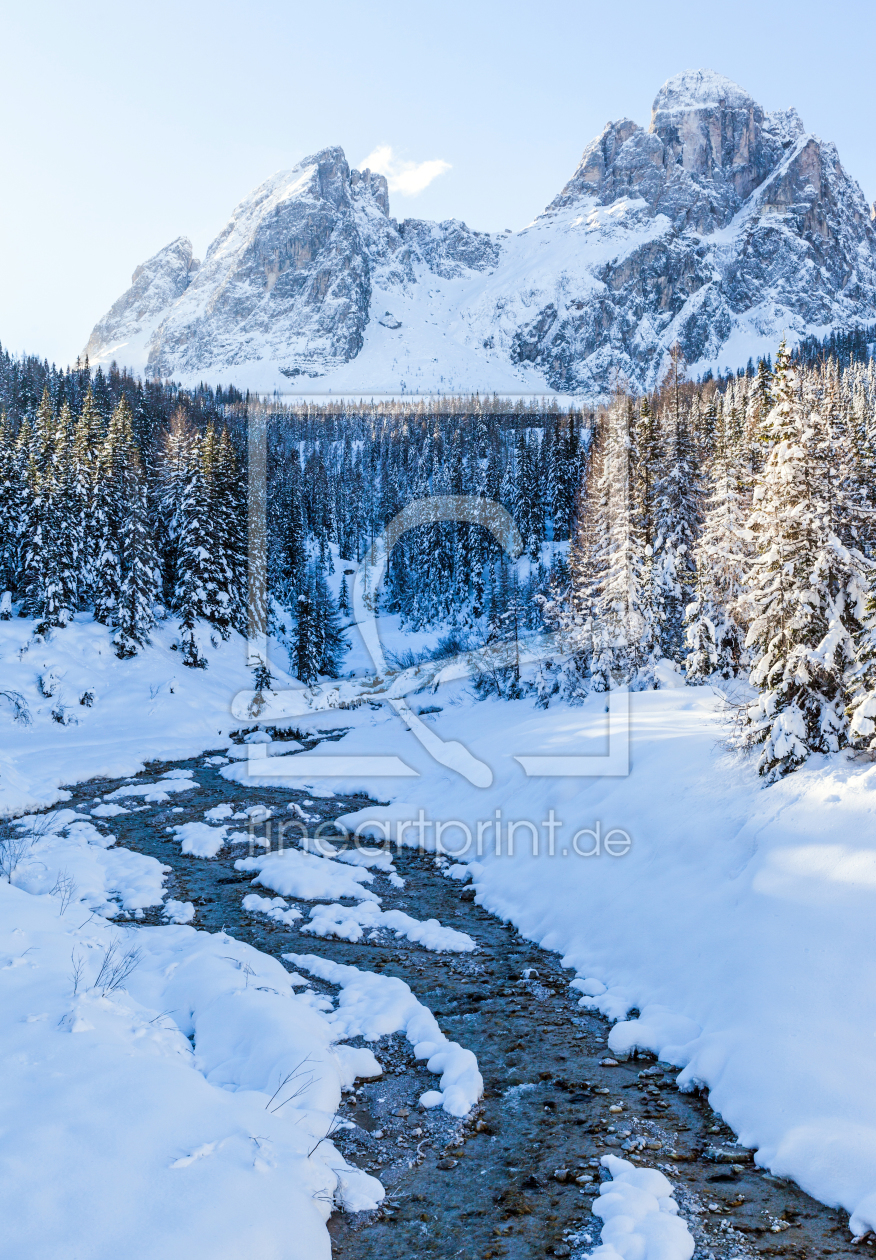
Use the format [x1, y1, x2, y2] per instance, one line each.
[84, 69, 876, 398]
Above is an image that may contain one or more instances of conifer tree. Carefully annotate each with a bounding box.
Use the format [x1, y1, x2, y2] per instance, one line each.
[738, 344, 870, 778]
[652, 397, 699, 662]
[93, 398, 136, 625]
[114, 452, 159, 658]
[685, 414, 750, 680]
[294, 589, 318, 684]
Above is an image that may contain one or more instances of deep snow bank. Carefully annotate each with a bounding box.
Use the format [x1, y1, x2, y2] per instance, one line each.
[0, 615, 294, 818]
[0, 873, 385, 1260]
[248, 682, 876, 1231]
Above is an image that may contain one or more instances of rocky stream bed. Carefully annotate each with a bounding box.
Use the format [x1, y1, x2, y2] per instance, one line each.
[24, 743, 873, 1260]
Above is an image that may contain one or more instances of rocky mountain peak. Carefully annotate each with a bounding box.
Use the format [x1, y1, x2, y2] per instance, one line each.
[350, 167, 390, 217]
[83, 72, 876, 399]
[649, 69, 767, 201]
[652, 69, 755, 114]
[84, 236, 200, 369]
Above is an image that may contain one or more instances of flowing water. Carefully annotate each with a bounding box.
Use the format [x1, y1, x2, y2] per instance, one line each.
[32, 747, 869, 1260]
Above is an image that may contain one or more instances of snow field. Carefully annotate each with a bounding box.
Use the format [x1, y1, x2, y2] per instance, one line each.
[0, 616, 296, 820]
[0, 877, 387, 1260]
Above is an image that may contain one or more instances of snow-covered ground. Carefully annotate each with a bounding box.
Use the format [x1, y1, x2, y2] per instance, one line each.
[241, 677, 876, 1236]
[0, 791, 486, 1255]
[0, 869, 386, 1259]
[0, 614, 295, 818]
[3, 609, 876, 1240]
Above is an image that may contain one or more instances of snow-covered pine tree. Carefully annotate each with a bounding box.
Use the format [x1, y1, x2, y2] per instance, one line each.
[743, 357, 774, 478]
[738, 343, 871, 778]
[275, 447, 307, 597]
[552, 396, 650, 693]
[685, 406, 751, 681]
[293, 589, 318, 685]
[0, 413, 29, 597]
[215, 426, 246, 631]
[71, 389, 103, 607]
[591, 397, 654, 687]
[31, 424, 77, 635]
[197, 424, 240, 638]
[173, 441, 211, 669]
[157, 407, 198, 610]
[632, 397, 660, 676]
[311, 567, 348, 677]
[652, 378, 699, 663]
[113, 451, 159, 658]
[93, 397, 136, 625]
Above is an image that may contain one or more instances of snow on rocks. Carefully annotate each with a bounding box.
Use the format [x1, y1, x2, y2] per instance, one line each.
[586, 1156, 694, 1260]
[162, 899, 195, 924]
[171, 821, 227, 858]
[334, 845, 396, 873]
[236, 848, 381, 903]
[572, 977, 607, 998]
[0, 878, 385, 1258]
[242, 892, 303, 925]
[607, 1006, 701, 1062]
[104, 772, 197, 805]
[286, 953, 483, 1117]
[204, 803, 234, 821]
[301, 901, 475, 952]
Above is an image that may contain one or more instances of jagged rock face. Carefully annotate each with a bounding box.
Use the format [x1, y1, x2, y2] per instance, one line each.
[84, 70, 876, 397]
[148, 148, 406, 379]
[399, 218, 500, 279]
[84, 237, 199, 368]
[503, 70, 876, 393]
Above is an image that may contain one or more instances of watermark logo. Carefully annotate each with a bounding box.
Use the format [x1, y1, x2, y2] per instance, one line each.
[242, 807, 632, 861]
[233, 415, 630, 785]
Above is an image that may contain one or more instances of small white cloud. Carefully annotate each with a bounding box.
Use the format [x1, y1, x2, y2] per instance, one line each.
[359, 145, 451, 197]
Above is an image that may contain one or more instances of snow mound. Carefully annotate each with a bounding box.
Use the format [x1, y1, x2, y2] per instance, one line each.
[172, 822, 227, 858]
[286, 953, 482, 1116]
[588, 1155, 694, 1260]
[302, 901, 476, 952]
[12, 808, 168, 916]
[163, 899, 195, 924]
[237, 848, 380, 903]
[242, 892, 303, 925]
[105, 776, 197, 804]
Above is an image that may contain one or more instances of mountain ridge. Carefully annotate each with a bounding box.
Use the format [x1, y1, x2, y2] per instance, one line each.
[84, 70, 876, 397]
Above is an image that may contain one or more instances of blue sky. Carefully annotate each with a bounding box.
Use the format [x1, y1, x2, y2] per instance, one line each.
[2, 0, 874, 366]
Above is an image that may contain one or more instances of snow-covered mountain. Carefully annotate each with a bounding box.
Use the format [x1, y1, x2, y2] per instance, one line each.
[84, 70, 876, 397]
